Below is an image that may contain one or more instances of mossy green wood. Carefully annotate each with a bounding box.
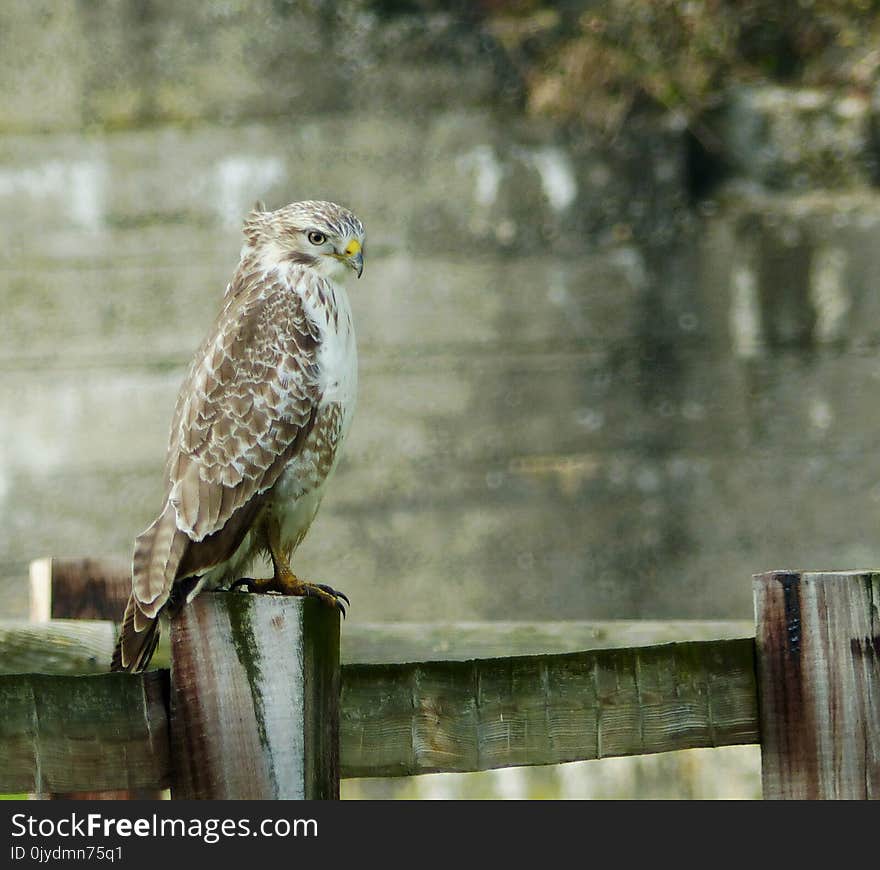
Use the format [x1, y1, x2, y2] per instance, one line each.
[0, 670, 170, 792]
[340, 638, 758, 777]
[26, 556, 166, 800]
[0, 637, 758, 791]
[169, 592, 340, 800]
[0, 620, 116, 675]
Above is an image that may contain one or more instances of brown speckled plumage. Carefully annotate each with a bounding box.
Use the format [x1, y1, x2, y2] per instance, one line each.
[113, 200, 365, 672]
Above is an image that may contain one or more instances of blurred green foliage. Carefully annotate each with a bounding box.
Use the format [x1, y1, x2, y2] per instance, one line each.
[481, 0, 880, 131]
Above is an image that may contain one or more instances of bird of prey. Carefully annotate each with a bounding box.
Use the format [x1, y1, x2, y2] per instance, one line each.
[112, 200, 365, 672]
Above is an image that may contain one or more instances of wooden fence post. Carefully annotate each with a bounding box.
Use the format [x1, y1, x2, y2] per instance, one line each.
[169, 591, 340, 799]
[754, 570, 880, 799]
[29, 557, 130, 623]
[28, 556, 162, 800]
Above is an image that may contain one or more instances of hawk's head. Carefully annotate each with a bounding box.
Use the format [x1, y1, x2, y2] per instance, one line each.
[243, 200, 366, 281]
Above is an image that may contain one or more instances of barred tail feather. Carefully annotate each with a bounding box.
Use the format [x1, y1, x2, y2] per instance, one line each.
[132, 502, 188, 617]
[111, 594, 160, 673]
[112, 502, 188, 672]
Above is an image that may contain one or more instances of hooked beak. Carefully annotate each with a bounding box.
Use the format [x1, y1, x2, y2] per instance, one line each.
[344, 239, 364, 278]
[349, 250, 364, 278]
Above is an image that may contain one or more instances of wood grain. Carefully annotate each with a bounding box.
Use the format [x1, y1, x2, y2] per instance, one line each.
[169, 592, 340, 799]
[26, 556, 160, 800]
[0, 619, 116, 675]
[754, 570, 880, 799]
[29, 556, 130, 622]
[0, 636, 759, 791]
[0, 670, 170, 793]
[341, 638, 758, 777]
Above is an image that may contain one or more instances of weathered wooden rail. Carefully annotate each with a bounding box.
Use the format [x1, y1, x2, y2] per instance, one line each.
[0, 559, 877, 799]
[1, 632, 758, 791]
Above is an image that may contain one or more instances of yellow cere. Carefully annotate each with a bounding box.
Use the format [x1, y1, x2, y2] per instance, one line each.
[344, 239, 361, 257]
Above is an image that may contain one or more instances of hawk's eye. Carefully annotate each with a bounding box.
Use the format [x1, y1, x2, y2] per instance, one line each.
[307, 231, 327, 246]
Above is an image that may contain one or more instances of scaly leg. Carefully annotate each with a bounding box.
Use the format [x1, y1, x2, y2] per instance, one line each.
[231, 529, 349, 616]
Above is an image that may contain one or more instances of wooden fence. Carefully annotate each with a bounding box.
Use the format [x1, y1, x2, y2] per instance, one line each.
[0, 559, 877, 799]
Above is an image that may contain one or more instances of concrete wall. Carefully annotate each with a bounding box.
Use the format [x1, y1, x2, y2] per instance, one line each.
[3, 3, 880, 620]
[2, 1, 879, 799]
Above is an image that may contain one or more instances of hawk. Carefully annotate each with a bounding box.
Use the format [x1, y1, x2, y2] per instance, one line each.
[112, 200, 365, 672]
